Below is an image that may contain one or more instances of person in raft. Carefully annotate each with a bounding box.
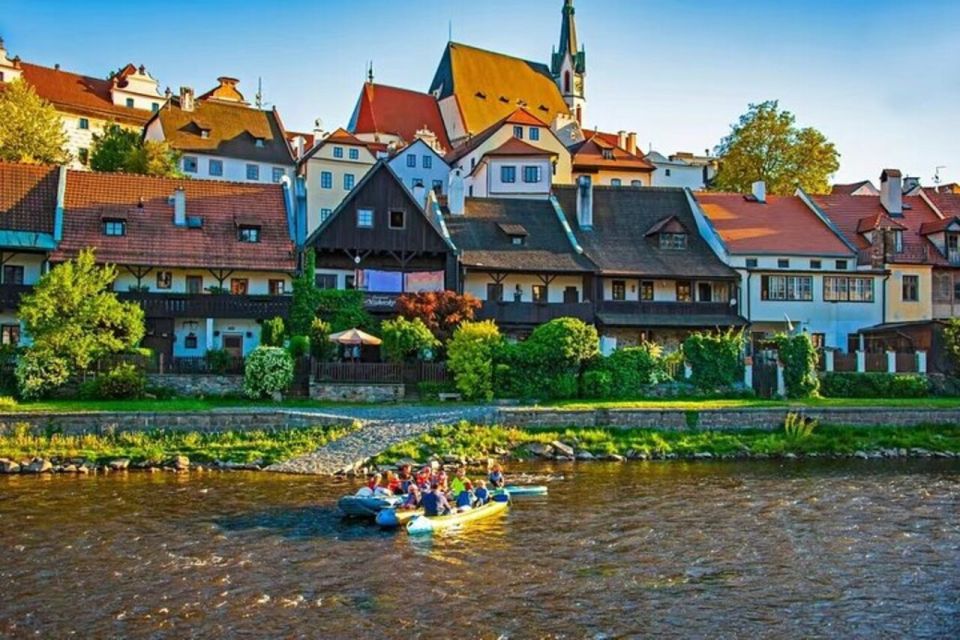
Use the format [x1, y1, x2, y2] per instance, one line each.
[416, 465, 432, 489]
[420, 482, 452, 516]
[449, 466, 474, 510]
[400, 484, 421, 510]
[431, 461, 448, 492]
[488, 463, 505, 489]
[474, 480, 491, 505]
[380, 470, 402, 495]
[397, 464, 415, 493]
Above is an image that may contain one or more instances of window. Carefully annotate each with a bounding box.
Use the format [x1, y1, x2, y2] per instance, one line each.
[209, 159, 223, 176]
[269, 279, 285, 295]
[761, 275, 813, 301]
[529, 127, 540, 141]
[272, 167, 285, 183]
[200, 129, 210, 139]
[315, 274, 337, 289]
[345, 274, 356, 289]
[357, 208, 374, 228]
[389, 210, 405, 229]
[156, 271, 172, 289]
[665, 168, 672, 177]
[2, 265, 24, 285]
[254, 138, 265, 148]
[659, 233, 687, 250]
[238, 225, 261, 243]
[344, 173, 355, 190]
[602, 149, 614, 160]
[320, 171, 333, 189]
[412, 178, 424, 188]
[183, 156, 198, 173]
[611, 178, 622, 187]
[513, 126, 524, 139]
[319, 208, 332, 223]
[745, 258, 758, 268]
[184, 333, 198, 349]
[103, 219, 126, 236]
[405, 154, 417, 169]
[486, 283, 503, 302]
[151, 102, 160, 113]
[78, 148, 89, 166]
[230, 278, 249, 295]
[422, 155, 432, 169]
[510, 236, 525, 246]
[676, 281, 692, 302]
[824, 276, 874, 302]
[631, 180, 643, 187]
[612, 280, 626, 301]
[246, 164, 260, 181]
[532, 284, 547, 302]
[835, 260, 848, 270]
[891, 231, 904, 253]
[186, 275, 203, 294]
[810, 260, 822, 269]
[697, 282, 712, 302]
[1, 324, 20, 346]
[432, 180, 444, 193]
[349, 148, 359, 160]
[125, 97, 135, 108]
[333, 146, 344, 158]
[778, 259, 790, 268]
[954, 281, 960, 302]
[500, 166, 516, 183]
[640, 281, 654, 301]
[523, 166, 541, 183]
[902, 275, 919, 302]
[78, 118, 89, 130]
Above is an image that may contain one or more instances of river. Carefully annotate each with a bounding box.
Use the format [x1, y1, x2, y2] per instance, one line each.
[1, 460, 958, 639]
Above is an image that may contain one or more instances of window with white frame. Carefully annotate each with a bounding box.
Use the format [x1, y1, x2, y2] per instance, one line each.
[349, 148, 359, 160]
[333, 146, 343, 158]
[78, 118, 89, 130]
[271, 167, 285, 183]
[320, 208, 332, 223]
[824, 276, 874, 302]
[344, 173, 355, 190]
[513, 126, 524, 139]
[103, 219, 126, 236]
[659, 233, 687, 250]
[761, 275, 813, 301]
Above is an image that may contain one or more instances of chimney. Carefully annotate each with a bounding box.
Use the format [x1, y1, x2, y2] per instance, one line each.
[180, 86, 195, 112]
[626, 132, 638, 156]
[172, 187, 186, 225]
[617, 130, 627, 150]
[577, 175, 593, 229]
[880, 169, 902, 216]
[751, 180, 766, 204]
[448, 169, 465, 215]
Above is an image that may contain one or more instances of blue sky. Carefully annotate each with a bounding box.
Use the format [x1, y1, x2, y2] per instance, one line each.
[4, 0, 959, 184]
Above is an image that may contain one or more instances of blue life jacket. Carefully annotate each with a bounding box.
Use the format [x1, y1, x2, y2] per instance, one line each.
[421, 491, 442, 516]
[488, 471, 504, 487]
[456, 490, 473, 508]
[475, 487, 490, 504]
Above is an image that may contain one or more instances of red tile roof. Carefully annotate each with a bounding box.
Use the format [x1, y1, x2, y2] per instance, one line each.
[569, 132, 654, 173]
[831, 180, 876, 195]
[53, 171, 295, 271]
[350, 82, 451, 153]
[0, 162, 59, 234]
[918, 216, 960, 235]
[926, 191, 960, 218]
[446, 108, 550, 163]
[696, 193, 852, 256]
[14, 62, 151, 126]
[285, 130, 315, 149]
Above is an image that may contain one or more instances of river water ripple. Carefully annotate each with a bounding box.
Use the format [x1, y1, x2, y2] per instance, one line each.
[1, 460, 958, 639]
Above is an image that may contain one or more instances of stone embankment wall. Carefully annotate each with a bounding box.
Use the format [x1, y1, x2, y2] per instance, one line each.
[496, 407, 960, 430]
[309, 382, 404, 403]
[146, 374, 244, 397]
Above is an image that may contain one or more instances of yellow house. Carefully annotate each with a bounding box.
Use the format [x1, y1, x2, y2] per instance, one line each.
[299, 128, 378, 235]
[570, 131, 655, 188]
[885, 265, 933, 323]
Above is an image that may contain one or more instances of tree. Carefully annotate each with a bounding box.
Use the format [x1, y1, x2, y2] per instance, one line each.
[0, 79, 69, 164]
[260, 316, 286, 347]
[89, 123, 141, 172]
[123, 139, 182, 177]
[942, 318, 960, 375]
[309, 318, 336, 361]
[447, 320, 502, 401]
[316, 289, 372, 332]
[395, 291, 481, 343]
[16, 249, 145, 397]
[682, 329, 744, 390]
[712, 100, 839, 195]
[381, 317, 440, 363]
[774, 332, 820, 398]
[289, 249, 321, 336]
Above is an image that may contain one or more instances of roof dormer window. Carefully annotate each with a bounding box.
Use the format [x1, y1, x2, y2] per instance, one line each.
[200, 129, 210, 139]
[255, 138, 265, 148]
[659, 232, 687, 250]
[238, 225, 260, 243]
[602, 149, 615, 160]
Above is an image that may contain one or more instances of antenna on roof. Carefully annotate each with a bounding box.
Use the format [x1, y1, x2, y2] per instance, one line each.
[367, 61, 374, 84]
[448, 20, 453, 43]
[934, 165, 946, 187]
[255, 77, 263, 109]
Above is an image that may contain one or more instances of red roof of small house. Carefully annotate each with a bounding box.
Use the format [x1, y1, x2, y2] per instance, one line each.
[568, 133, 654, 173]
[350, 82, 451, 153]
[0, 162, 59, 234]
[856, 210, 908, 233]
[52, 170, 296, 271]
[285, 130, 315, 149]
[696, 192, 852, 256]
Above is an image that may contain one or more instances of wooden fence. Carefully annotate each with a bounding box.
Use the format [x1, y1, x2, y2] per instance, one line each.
[313, 361, 452, 385]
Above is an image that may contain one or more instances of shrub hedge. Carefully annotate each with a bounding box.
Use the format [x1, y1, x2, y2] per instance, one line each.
[819, 372, 930, 398]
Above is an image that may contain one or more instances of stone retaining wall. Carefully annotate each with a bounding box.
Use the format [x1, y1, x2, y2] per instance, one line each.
[146, 374, 245, 397]
[0, 410, 355, 435]
[309, 382, 404, 403]
[496, 407, 960, 430]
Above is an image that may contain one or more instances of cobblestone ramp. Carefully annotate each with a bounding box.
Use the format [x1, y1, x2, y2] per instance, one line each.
[267, 406, 493, 475]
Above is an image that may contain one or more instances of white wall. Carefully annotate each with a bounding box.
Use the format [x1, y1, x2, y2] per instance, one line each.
[172, 318, 262, 358]
[388, 141, 450, 200]
[112, 268, 291, 295]
[1, 254, 46, 285]
[179, 153, 294, 185]
[303, 142, 377, 235]
[463, 273, 583, 303]
[650, 161, 706, 189]
[475, 157, 553, 198]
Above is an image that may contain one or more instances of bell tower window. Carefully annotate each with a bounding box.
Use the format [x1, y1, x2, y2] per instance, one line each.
[564, 71, 571, 94]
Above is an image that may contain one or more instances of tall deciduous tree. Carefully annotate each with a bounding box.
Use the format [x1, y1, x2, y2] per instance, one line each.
[712, 100, 840, 195]
[395, 291, 481, 343]
[90, 123, 141, 172]
[0, 79, 69, 164]
[122, 139, 182, 177]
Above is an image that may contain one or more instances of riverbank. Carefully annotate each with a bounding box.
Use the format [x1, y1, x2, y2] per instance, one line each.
[371, 422, 960, 467]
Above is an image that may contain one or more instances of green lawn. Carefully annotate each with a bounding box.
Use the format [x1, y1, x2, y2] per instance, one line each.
[1, 397, 366, 413]
[545, 397, 960, 411]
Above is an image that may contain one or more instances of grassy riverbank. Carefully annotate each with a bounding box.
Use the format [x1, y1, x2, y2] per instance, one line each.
[0, 422, 359, 466]
[372, 422, 960, 465]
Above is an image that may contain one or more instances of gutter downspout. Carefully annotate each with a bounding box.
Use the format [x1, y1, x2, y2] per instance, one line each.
[745, 270, 752, 323]
[54, 165, 67, 244]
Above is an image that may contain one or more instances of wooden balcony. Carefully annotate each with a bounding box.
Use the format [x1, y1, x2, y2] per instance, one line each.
[476, 300, 595, 325]
[598, 300, 744, 327]
[117, 291, 292, 319]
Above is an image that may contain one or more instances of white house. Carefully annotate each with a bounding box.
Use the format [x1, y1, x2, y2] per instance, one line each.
[388, 138, 451, 203]
[648, 150, 717, 190]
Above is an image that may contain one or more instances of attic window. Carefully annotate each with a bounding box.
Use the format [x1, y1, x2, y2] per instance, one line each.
[103, 219, 126, 237]
[538, 105, 549, 112]
[238, 225, 261, 243]
[475, 91, 486, 99]
[255, 138, 265, 148]
[200, 129, 210, 139]
[499, 96, 509, 103]
[602, 149, 615, 160]
[659, 232, 687, 250]
[511, 236, 526, 246]
[498, 222, 528, 245]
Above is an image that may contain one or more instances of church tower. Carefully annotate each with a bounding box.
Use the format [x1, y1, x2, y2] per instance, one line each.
[551, 0, 586, 125]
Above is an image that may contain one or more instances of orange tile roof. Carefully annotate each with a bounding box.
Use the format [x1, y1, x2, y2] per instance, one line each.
[53, 171, 295, 271]
[429, 42, 570, 136]
[696, 192, 852, 256]
[350, 82, 451, 153]
[0, 162, 59, 234]
[13, 62, 152, 126]
[299, 127, 379, 163]
[483, 137, 558, 157]
[446, 108, 551, 163]
[569, 133, 654, 173]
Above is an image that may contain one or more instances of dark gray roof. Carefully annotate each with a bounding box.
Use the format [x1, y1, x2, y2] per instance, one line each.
[553, 185, 737, 279]
[445, 197, 595, 273]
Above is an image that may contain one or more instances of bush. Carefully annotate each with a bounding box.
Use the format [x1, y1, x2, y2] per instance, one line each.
[600, 344, 668, 397]
[287, 335, 311, 359]
[261, 316, 286, 347]
[89, 363, 146, 399]
[243, 346, 294, 399]
[682, 329, 744, 390]
[447, 320, 502, 401]
[15, 348, 70, 400]
[820, 372, 929, 398]
[524, 317, 599, 370]
[205, 348, 233, 374]
[381, 317, 439, 363]
[309, 318, 335, 360]
[417, 380, 457, 400]
[0, 395, 17, 410]
[774, 333, 819, 398]
[581, 369, 613, 399]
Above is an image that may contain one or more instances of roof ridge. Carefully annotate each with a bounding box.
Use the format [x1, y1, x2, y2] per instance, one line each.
[66, 168, 285, 190]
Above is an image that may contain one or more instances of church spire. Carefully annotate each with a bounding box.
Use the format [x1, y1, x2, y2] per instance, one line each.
[558, 0, 578, 58]
[551, 0, 586, 124]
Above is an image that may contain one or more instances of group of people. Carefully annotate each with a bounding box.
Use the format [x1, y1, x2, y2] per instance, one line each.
[359, 462, 507, 517]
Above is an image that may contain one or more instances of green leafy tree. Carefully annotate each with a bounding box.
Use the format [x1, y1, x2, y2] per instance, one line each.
[713, 100, 839, 195]
[89, 123, 140, 172]
[289, 249, 321, 336]
[447, 320, 502, 401]
[123, 139, 182, 177]
[0, 79, 69, 164]
[525, 317, 599, 371]
[260, 316, 286, 347]
[381, 317, 440, 363]
[309, 318, 335, 360]
[16, 249, 145, 397]
[774, 332, 820, 398]
[316, 289, 372, 332]
[943, 318, 960, 375]
[682, 329, 744, 390]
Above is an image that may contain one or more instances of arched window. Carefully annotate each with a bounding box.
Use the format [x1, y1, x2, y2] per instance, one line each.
[564, 71, 571, 94]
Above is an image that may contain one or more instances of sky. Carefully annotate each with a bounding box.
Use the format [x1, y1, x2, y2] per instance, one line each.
[3, 0, 959, 185]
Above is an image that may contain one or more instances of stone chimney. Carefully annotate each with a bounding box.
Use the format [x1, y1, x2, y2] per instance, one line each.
[577, 175, 593, 229]
[626, 132, 638, 156]
[448, 169, 466, 215]
[880, 169, 902, 216]
[172, 187, 186, 226]
[180, 86, 195, 112]
[751, 180, 766, 204]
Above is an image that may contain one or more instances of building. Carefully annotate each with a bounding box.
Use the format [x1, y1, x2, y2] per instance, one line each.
[349, 81, 451, 154]
[298, 128, 378, 235]
[387, 138, 451, 203]
[50, 170, 297, 362]
[647, 151, 717, 190]
[693, 184, 884, 352]
[570, 131, 654, 187]
[0, 38, 162, 169]
[920, 189, 960, 318]
[144, 78, 295, 185]
[550, 0, 587, 126]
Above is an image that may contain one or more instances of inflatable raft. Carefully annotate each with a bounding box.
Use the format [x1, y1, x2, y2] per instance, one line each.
[502, 485, 548, 496]
[406, 493, 510, 535]
[337, 494, 403, 518]
[375, 507, 423, 528]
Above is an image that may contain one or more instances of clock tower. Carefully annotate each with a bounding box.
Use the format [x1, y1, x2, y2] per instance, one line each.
[551, 0, 586, 125]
